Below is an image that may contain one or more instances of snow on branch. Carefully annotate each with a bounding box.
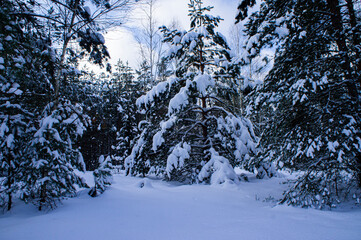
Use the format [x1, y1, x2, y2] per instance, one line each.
[217, 115, 257, 161]
[136, 76, 179, 110]
[194, 73, 214, 95]
[168, 73, 214, 116]
[168, 80, 191, 116]
[198, 148, 239, 184]
[165, 142, 191, 178]
[152, 116, 178, 151]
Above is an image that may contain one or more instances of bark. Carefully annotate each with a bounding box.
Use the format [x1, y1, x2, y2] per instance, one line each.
[149, 0, 154, 84]
[39, 169, 47, 211]
[199, 41, 207, 141]
[7, 165, 12, 211]
[357, 154, 361, 188]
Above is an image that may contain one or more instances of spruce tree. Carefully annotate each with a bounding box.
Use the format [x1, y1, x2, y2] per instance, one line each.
[136, 61, 154, 91]
[127, 0, 257, 183]
[239, 0, 361, 207]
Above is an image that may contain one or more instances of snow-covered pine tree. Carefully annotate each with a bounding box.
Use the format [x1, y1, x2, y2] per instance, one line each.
[0, 84, 28, 211]
[239, 0, 361, 207]
[0, 0, 56, 211]
[111, 61, 141, 168]
[124, 81, 172, 177]
[89, 155, 113, 197]
[0, 0, 137, 211]
[127, 0, 257, 183]
[29, 0, 136, 176]
[16, 0, 121, 210]
[136, 61, 154, 91]
[21, 100, 87, 210]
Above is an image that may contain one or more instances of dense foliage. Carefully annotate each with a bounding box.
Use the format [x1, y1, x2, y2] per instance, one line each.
[125, 0, 257, 183]
[1, 0, 360, 212]
[0, 0, 136, 211]
[238, 0, 361, 208]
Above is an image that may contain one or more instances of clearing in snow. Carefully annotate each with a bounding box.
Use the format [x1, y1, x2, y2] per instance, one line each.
[1, 172, 360, 240]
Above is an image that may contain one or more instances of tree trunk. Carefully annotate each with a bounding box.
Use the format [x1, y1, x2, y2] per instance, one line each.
[327, 0, 361, 188]
[326, 0, 358, 101]
[199, 44, 207, 141]
[39, 169, 47, 211]
[7, 163, 12, 211]
[149, 0, 154, 85]
[345, 0, 361, 72]
[357, 154, 361, 188]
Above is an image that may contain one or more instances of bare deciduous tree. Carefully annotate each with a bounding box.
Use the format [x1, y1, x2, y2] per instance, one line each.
[134, 0, 165, 85]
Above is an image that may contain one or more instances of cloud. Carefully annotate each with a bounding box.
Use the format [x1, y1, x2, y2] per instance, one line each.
[104, 0, 239, 69]
[104, 28, 138, 67]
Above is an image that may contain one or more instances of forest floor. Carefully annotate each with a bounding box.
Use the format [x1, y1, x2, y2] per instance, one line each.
[1, 171, 361, 240]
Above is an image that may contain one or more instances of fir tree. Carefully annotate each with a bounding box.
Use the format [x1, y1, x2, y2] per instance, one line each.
[0, 0, 138, 211]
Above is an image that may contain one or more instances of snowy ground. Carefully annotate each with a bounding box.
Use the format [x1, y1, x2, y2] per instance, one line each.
[1, 172, 361, 240]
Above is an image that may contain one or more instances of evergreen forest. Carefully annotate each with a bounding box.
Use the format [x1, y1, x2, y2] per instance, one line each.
[1, 0, 360, 213]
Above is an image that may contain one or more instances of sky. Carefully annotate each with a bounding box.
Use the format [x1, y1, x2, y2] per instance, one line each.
[104, 0, 240, 69]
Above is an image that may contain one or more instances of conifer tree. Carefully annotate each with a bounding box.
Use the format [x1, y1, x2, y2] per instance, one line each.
[111, 61, 141, 168]
[136, 61, 153, 91]
[239, 0, 361, 207]
[21, 100, 88, 210]
[89, 155, 113, 197]
[0, 0, 54, 211]
[0, 0, 137, 211]
[127, 0, 257, 183]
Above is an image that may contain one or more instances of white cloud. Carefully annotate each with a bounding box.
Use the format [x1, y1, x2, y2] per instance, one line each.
[104, 28, 138, 68]
[104, 0, 240, 69]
